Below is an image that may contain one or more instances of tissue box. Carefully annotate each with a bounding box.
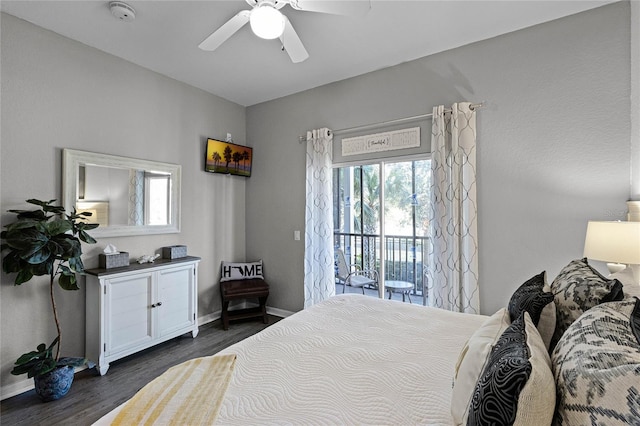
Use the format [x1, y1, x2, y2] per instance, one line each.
[99, 252, 129, 269]
[162, 245, 187, 259]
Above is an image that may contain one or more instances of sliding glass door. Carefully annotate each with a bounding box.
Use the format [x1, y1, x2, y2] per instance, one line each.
[333, 164, 380, 281]
[383, 160, 430, 303]
[333, 157, 430, 303]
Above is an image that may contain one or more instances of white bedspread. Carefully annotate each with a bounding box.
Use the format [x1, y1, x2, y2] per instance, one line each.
[96, 294, 487, 425]
[216, 294, 487, 425]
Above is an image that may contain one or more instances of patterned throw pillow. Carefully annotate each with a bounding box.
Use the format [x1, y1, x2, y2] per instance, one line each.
[450, 308, 511, 425]
[220, 260, 264, 282]
[508, 271, 554, 326]
[467, 312, 555, 426]
[549, 258, 624, 350]
[551, 298, 640, 426]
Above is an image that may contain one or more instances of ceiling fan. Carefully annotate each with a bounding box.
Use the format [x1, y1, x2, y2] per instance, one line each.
[198, 0, 371, 63]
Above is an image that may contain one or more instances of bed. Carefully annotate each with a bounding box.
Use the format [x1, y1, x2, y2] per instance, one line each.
[96, 259, 640, 425]
[97, 294, 488, 425]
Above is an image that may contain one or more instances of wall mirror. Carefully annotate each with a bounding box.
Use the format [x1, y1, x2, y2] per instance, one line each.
[62, 149, 181, 237]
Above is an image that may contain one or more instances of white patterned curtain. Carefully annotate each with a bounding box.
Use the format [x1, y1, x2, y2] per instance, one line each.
[129, 170, 144, 226]
[304, 128, 335, 308]
[427, 102, 479, 314]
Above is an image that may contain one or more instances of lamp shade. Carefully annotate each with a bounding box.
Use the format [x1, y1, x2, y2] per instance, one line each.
[583, 221, 640, 265]
[250, 4, 285, 39]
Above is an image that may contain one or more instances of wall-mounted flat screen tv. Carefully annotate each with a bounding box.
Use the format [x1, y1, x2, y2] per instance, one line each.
[205, 138, 252, 177]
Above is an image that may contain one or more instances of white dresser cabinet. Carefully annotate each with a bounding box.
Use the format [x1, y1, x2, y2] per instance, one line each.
[85, 256, 200, 375]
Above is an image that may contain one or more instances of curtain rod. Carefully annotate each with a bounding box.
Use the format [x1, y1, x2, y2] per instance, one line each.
[298, 102, 484, 142]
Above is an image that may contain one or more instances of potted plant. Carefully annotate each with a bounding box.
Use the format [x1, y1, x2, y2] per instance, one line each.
[1, 199, 98, 401]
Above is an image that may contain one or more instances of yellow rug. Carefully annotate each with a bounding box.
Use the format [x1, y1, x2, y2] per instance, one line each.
[111, 354, 236, 425]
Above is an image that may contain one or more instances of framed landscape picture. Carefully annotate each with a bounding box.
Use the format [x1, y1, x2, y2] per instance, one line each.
[205, 138, 252, 177]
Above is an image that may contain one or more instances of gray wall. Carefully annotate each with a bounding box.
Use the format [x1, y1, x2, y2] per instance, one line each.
[0, 0, 634, 400]
[246, 2, 631, 314]
[0, 13, 247, 398]
[632, 1, 640, 199]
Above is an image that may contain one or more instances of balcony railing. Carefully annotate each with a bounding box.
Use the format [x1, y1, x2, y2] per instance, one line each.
[334, 232, 428, 297]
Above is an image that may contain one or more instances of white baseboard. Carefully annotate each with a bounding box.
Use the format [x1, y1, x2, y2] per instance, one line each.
[2, 305, 292, 401]
[266, 306, 295, 318]
[196, 303, 293, 326]
[1, 379, 34, 401]
[0, 364, 91, 401]
[239, 301, 295, 318]
[197, 310, 222, 326]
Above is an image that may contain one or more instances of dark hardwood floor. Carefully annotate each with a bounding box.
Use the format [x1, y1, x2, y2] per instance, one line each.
[0, 315, 281, 426]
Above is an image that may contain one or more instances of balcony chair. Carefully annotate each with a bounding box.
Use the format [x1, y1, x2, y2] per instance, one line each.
[335, 249, 379, 294]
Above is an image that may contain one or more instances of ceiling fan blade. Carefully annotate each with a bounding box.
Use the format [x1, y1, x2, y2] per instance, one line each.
[289, 0, 370, 16]
[198, 10, 251, 51]
[280, 17, 309, 63]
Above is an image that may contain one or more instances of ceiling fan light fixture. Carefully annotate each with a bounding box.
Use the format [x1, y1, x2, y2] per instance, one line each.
[250, 4, 285, 40]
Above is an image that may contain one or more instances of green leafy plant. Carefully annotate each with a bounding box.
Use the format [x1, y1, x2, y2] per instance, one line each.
[1, 199, 98, 377]
[10, 337, 88, 379]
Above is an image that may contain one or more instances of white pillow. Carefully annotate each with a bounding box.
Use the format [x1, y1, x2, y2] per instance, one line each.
[220, 260, 264, 282]
[466, 312, 555, 426]
[513, 312, 556, 425]
[537, 285, 557, 350]
[451, 308, 511, 426]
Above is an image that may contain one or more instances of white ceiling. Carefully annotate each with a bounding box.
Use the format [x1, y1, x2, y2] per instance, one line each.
[1, 1, 615, 106]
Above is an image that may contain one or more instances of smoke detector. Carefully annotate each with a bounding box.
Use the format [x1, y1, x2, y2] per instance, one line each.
[109, 1, 135, 22]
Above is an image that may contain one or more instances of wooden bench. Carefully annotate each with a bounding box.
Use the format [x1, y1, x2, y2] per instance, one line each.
[220, 278, 269, 330]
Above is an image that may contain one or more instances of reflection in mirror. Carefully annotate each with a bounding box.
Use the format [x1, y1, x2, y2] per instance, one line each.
[77, 165, 171, 227]
[63, 149, 181, 237]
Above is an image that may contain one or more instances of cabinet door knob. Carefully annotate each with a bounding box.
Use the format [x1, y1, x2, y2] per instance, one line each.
[151, 303, 157, 308]
[157, 302, 162, 306]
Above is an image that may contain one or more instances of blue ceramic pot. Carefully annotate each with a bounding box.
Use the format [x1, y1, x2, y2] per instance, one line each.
[34, 366, 74, 402]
